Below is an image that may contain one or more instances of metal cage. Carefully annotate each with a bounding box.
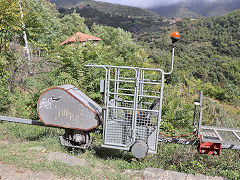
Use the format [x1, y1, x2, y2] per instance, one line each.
[86, 65, 168, 154]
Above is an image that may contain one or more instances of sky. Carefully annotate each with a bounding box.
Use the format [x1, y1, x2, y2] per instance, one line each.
[95, 0, 219, 8]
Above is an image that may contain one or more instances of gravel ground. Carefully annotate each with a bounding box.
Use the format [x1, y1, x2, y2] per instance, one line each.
[0, 141, 228, 180]
[0, 163, 70, 180]
[0, 161, 227, 180]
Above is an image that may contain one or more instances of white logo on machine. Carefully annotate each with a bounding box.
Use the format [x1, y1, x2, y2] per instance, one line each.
[39, 96, 62, 110]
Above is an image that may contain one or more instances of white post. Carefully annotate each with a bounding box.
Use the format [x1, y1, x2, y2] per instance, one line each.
[19, 0, 33, 75]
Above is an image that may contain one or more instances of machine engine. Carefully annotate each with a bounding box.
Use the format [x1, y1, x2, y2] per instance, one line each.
[37, 84, 102, 148]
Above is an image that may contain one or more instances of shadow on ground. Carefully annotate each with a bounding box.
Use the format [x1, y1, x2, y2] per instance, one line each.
[92, 145, 134, 161]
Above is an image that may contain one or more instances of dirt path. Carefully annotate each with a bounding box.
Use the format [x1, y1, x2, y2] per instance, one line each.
[0, 140, 227, 180]
[0, 161, 226, 180]
[0, 163, 69, 180]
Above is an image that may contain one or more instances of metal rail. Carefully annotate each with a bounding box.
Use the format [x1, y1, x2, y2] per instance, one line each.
[0, 116, 102, 134]
[0, 116, 46, 126]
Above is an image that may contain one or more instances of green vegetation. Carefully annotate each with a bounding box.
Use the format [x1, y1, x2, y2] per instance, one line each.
[57, 4, 164, 35]
[52, 0, 240, 18]
[0, 0, 239, 179]
[149, 0, 240, 18]
[135, 10, 240, 106]
[53, 0, 159, 18]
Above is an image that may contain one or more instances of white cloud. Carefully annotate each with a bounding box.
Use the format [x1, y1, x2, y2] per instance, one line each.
[94, 0, 220, 8]
[94, 0, 180, 8]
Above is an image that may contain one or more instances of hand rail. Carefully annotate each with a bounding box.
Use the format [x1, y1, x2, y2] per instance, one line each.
[84, 47, 175, 75]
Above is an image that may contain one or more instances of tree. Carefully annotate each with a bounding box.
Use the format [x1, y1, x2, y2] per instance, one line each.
[0, 0, 22, 53]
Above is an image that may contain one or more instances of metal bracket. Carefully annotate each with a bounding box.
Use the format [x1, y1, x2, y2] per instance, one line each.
[198, 141, 222, 156]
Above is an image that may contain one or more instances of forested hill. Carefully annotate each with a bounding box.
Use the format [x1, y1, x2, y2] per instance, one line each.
[52, 0, 163, 34]
[51, 0, 160, 18]
[149, 0, 240, 18]
[57, 5, 164, 35]
[176, 9, 240, 101]
[51, 0, 240, 18]
[178, 9, 240, 57]
[137, 9, 240, 103]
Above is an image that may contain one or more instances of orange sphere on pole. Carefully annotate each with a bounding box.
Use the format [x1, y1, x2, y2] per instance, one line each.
[171, 32, 180, 43]
[171, 32, 180, 39]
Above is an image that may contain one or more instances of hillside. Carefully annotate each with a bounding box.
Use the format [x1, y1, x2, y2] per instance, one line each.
[52, 0, 160, 18]
[149, 0, 240, 18]
[139, 9, 240, 103]
[58, 5, 165, 35]
[52, 0, 165, 35]
[51, 0, 240, 18]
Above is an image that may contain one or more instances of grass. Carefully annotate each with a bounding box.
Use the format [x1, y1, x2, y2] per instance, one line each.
[0, 122, 136, 180]
[0, 121, 240, 180]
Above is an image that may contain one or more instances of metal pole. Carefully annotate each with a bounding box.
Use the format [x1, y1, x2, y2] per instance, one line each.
[197, 91, 204, 138]
[131, 68, 139, 145]
[164, 48, 175, 75]
[154, 73, 165, 151]
[0, 116, 58, 128]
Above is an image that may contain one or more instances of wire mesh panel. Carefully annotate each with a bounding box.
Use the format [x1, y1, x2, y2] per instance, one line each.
[102, 67, 137, 149]
[104, 105, 133, 146]
[135, 110, 158, 151]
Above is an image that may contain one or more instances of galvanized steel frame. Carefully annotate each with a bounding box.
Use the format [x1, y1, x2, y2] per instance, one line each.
[85, 48, 176, 154]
